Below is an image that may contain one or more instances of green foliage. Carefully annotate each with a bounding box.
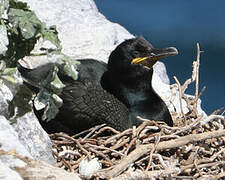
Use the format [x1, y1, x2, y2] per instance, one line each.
[30, 56, 80, 121]
[0, 0, 79, 122]
[34, 90, 63, 121]
[0, 0, 61, 66]
[36, 65, 66, 94]
[8, 8, 42, 39]
[8, 84, 33, 121]
[0, 60, 33, 122]
[41, 25, 61, 50]
[57, 54, 80, 81]
[0, 60, 20, 84]
[0, 0, 9, 19]
[9, 0, 29, 10]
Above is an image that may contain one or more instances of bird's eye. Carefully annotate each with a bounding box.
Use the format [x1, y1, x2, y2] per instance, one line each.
[133, 51, 139, 57]
[150, 52, 156, 56]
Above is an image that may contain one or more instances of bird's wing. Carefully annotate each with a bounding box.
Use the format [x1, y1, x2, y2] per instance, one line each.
[58, 80, 131, 131]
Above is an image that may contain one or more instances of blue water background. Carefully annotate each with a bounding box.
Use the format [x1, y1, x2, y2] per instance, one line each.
[95, 0, 225, 114]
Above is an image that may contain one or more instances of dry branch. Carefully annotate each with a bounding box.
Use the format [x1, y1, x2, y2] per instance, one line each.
[98, 130, 225, 178]
[110, 167, 181, 180]
[194, 43, 201, 112]
[174, 76, 186, 122]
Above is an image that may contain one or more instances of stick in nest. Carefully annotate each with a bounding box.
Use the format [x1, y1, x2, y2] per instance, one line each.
[97, 129, 225, 179]
[193, 42, 203, 116]
[174, 76, 186, 123]
[173, 43, 204, 123]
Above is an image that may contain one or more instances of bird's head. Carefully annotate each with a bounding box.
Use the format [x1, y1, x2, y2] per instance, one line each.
[108, 37, 178, 75]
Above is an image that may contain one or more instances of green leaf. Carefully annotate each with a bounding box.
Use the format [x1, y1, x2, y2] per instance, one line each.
[8, 84, 33, 119]
[42, 98, 59, 122]
[0, 60, 6, 72]
[34, 89, 63, 121]
[57, 55, 80, 80]
[6, 6, 42, 62]
[9, 0, 29, 11]
[8, 8, 42, 39]
[0, 60, 22, 84]
[50, 71, 65, 94]
[42, 93, 63, 122]
[34, 89, 50, 110]
[2, 0, 63, 66]
[0, 0, 9, 19]
[0, 0, 69, 123]
[41, 25, 62, 50]
[1, 67, 17, 76]
[36, 65, 65, 94]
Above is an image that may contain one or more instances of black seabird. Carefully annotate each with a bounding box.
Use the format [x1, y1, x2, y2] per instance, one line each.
[18, 37, 178, 134]
[102, 37, 178, 127]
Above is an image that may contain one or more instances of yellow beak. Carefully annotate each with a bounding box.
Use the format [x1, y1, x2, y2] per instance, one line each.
[131, 47, 178, 68]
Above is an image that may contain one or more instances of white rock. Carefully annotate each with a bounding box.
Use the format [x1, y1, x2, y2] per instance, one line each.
[20, 0, 170, 87]
[12, 112, 56, 164]
[21, 0, 133, 62]
[0, 25, 8, 56]
[0, 162, 23, 180]
[0, 116, 31, 157]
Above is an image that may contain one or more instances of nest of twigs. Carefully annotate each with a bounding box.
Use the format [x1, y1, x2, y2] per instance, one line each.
[50, 44, 225, 179]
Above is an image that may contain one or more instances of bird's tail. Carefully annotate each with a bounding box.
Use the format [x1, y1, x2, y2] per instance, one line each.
[17, 62, 55, 88]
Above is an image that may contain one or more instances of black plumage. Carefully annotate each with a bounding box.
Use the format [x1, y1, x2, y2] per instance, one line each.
[18, 37, 178, 134]
[18, 59, 133, 134]
[102, 37, 178, 127]
[55, 59, 133, 133]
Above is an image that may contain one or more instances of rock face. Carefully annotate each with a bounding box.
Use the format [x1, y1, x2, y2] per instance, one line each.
[0, 91, 9, 118]
[21, 0, 170, 85]
[12, 112, 55, 164]
[0, 116, 31, 158]
[0, 79, 56, 164]
[0, 152, 81, 180]
[21, 0, 133, 62]
[0, 161, 23, 180]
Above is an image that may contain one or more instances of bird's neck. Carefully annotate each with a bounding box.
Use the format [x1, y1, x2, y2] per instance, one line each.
[120, 83, 160, 106]
[102, 68, 157, 107]
[116, 66, 153, 91]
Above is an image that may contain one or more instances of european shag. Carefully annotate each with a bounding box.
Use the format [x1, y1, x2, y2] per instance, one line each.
[18, 37, 178, 134]
[102, 37, 178, 127]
